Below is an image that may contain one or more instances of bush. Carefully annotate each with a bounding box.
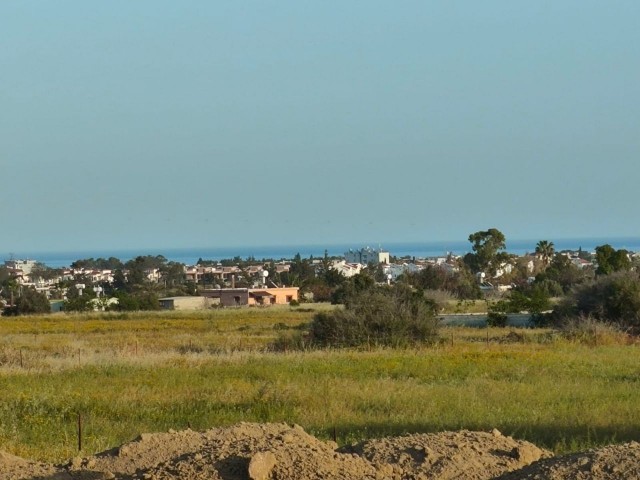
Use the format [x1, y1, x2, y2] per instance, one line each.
[270, 332, 311, 352]
[405, 265, 482, 300]
[63, 295, 94, 312]
[308, 286, 439, 348]
[487, 287, 552, 328]
[559, 315, 628, 346]
[330, 273, 375, 305]
[110, 291, 160, 311]
[569, 271, 640, 330]
[529, 312, 552, 328]
[532, 279, 564, 298]
[486, 311, 508, 327]
[306, 283, 332, 303]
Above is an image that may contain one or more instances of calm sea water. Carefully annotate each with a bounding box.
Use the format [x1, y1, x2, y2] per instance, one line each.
[4, 237, 640, 269]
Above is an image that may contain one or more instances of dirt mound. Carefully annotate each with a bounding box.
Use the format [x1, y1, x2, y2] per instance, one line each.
[496, 441, 640, 479]
[347, 428, 552, 480]
[132, 422, 378, 480]
[66, 428, 207, 478]
[3, 423, 635, 480]
[0, 450, 67, 480]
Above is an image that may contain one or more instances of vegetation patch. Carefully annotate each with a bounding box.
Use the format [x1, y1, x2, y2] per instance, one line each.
[306, 286, 439, 348]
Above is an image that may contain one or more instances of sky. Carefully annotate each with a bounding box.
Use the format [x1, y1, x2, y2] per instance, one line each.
[2, 1, 639, 254]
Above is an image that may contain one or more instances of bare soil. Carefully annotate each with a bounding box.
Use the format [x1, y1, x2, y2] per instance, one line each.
[1, 423, 638, 480]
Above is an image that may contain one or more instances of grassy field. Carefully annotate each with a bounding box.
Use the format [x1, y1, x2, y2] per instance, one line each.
[1, 306, 639, 463]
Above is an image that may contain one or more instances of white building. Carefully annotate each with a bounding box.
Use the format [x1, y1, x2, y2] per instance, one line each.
[330, 260, 363, 278]
[344, 247, 390, 265]
[4, 259, 37, 275]
[383, 262, 421, 280]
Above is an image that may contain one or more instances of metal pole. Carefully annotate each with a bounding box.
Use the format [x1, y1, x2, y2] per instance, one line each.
[77, 413, 82, 451]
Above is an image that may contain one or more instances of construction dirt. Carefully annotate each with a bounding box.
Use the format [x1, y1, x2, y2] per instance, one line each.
[1, 422, 638, 480]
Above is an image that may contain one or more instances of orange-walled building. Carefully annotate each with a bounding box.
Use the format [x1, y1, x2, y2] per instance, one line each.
[202, 287, 299, 307]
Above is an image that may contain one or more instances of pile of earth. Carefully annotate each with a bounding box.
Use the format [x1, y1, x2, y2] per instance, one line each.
[0, 422, 637, 479]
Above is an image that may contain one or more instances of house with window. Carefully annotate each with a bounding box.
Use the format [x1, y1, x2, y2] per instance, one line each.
[201, 287, 299, 307]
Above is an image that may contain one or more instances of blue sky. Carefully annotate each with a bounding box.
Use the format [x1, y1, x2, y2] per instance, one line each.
[2, 1, 639, 253]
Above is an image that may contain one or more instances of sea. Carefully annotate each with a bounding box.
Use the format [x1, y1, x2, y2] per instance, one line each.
[3, 237, 640, 269]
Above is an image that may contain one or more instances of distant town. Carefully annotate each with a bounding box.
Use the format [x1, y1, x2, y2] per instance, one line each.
[2, 228, 638, 316]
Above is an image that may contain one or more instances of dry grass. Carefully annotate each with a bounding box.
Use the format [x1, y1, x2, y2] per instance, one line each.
[1, 308, 639, 462]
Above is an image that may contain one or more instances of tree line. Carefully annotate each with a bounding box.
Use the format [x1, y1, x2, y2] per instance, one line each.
[3, 230, 640, 336]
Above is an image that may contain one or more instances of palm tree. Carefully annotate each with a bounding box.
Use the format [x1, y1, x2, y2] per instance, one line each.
[535, 240, 555, 266]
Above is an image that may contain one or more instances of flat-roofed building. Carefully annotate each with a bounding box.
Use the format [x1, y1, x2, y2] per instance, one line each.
[202, 287, 299, 307]
[159, 296, 219, 310]
[344, 247, 389, 265]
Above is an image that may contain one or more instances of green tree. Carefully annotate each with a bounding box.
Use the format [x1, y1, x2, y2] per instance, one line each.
[577, 247, 593, 261]
[64, 285, 96, 312]
[0, 267, 18, 303]
[281, 253, 316, 289]
[111, 289, 161, 311]
[112, 269, 128, 291]
[555, 271, 640, 329]
[330, 272, 375, 305]
[160, 262, 186, 287]
[488, 286, 551, 327]
[463, 228, 509, 276]
[29, 262, 61, 284]
[367, 262, 387, 283]
[535, 240, 555, 267]
[595, 244, 630, 275]
[71, 257, 123, 270]
[403, 264, 481, 300]
[124, 255, 169, 288]
[2, 287, 50, 316]
[535, 254, 590, 293]
[323, 268, 346, 288]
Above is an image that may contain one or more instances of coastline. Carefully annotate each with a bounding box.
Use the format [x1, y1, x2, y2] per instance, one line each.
[3, 237, 640, 269]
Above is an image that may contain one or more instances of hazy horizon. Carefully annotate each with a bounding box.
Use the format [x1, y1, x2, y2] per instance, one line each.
[5, 235, 640, 269]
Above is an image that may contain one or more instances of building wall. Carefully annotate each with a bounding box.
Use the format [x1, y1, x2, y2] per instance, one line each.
[202, 287, 299, 307]
[330, 260, 362, 278]
[344, 248, 389, 265]
[248, 287, 299, 306]
[4, 259, 37, 275]
[159, 296, 218, 310]
[219, 289, 250, 307]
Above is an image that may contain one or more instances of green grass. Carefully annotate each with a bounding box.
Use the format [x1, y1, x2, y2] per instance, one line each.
[1, 309, 640, 462]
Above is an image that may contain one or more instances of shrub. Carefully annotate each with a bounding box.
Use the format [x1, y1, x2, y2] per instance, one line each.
[330, 273, 375, 305]
[559, 315, 629, 346]
[529, 312, 552, 328]
[423, 289, 455, 312]
[486, 311, 508, 327]
[269, 332, 311, 352]
[487, 287, 552, 328]
[110, 291, 160, 311]
[308, 286, 439, 348]
[532, 279, 564, 298]
[569, 271, 640, 330]
[404, 265, 482, 300]
[306, 283, 332, 303]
